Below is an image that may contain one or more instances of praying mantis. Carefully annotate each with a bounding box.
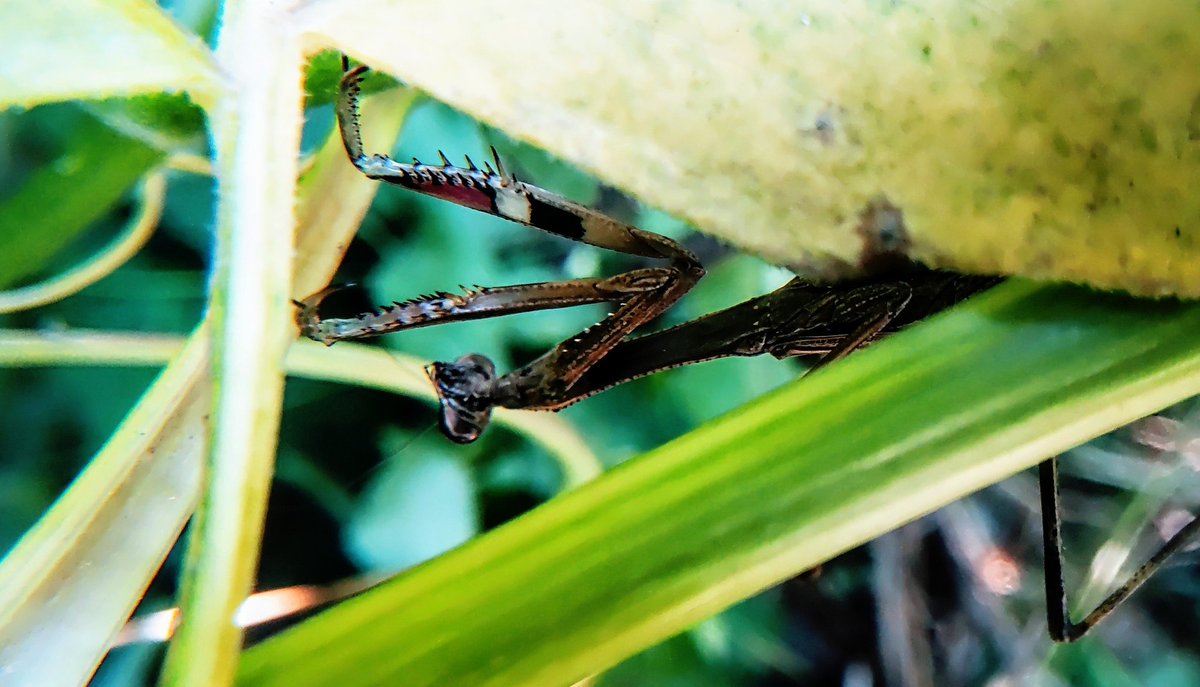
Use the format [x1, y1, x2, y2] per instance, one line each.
[294, 58, 1200, 643]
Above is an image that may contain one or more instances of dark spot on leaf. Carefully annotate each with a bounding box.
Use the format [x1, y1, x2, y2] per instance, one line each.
[855, 196, 913, 275]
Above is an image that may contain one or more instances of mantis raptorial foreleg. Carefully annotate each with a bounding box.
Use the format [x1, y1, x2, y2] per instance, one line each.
[296, 58, 704, 425]
[294, 59, 1015, 445]
[295, 268, 678, 345]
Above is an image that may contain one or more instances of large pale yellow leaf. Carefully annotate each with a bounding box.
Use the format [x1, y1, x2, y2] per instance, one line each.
[299, 0, 1200, 296]
[0, 0, 218, 109]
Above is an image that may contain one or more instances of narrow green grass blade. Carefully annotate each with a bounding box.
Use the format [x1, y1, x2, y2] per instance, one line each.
[238, 281, 1200, 687]
[0, 330, 208, 687]
[0, 117, 162, 290]
[0, 332, 602, 488]
[0, 170, 166, 313]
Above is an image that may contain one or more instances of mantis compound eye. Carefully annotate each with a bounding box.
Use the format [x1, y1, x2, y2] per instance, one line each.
[427, 354, 498, 444]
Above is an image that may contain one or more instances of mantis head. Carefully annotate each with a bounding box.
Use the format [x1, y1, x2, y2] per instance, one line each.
[426, 354, 499, 444]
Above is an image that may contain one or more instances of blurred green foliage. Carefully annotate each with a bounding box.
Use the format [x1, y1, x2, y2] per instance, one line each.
[3, 1, 1200, 684]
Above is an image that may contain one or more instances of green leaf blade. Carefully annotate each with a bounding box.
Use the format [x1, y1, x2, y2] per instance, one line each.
[0, 116, 162, 290]
[237, 281, 1200, 686]
[0, 331, 209, 687]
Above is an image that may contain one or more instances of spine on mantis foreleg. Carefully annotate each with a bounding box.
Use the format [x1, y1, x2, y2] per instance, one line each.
[336, 62, 703, 268]
[295, 286, 488, 345]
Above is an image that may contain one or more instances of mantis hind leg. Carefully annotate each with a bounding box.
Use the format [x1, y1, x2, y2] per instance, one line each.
[1040, 456, 1200, 641]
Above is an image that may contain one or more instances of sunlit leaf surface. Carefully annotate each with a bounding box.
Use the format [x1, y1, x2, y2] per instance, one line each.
[301, 0, 1200, 296]
[0, 0, 218, 109]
